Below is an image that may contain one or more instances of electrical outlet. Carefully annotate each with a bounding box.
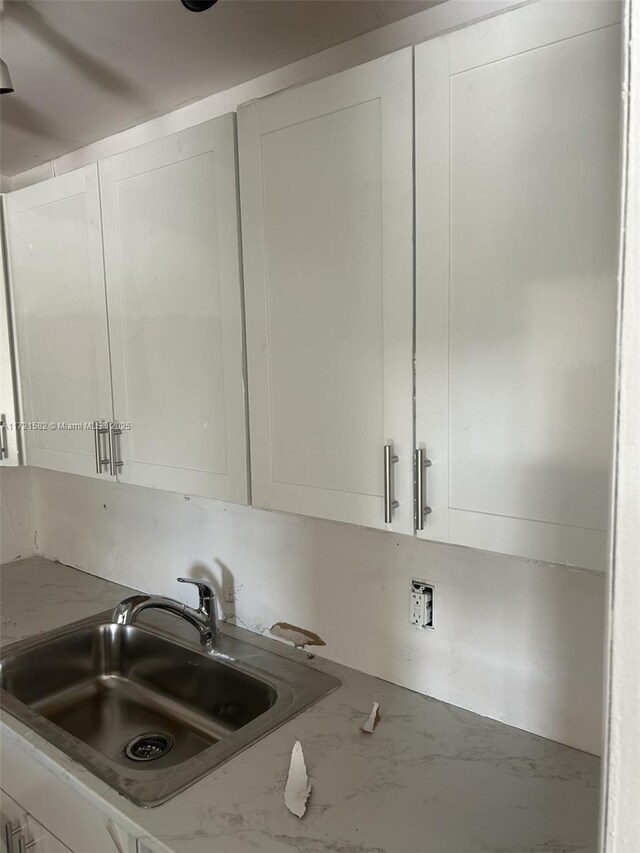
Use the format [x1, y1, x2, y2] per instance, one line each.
[410, 590, 425, 626]
[410, 580, 434, 629]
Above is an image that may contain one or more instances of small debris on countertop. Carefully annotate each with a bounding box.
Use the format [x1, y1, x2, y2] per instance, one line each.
[284, 740, 312, 818]
[361, 701, 381, 733]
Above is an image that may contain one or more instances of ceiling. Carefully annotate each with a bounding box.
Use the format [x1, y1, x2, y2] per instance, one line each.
[0, 0, 435, 176]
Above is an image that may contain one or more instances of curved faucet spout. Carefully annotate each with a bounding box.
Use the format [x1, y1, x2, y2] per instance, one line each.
[112, 579, 219, 649]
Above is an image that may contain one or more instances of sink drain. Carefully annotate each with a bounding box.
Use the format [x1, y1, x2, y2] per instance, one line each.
[124, 732, 174, 762]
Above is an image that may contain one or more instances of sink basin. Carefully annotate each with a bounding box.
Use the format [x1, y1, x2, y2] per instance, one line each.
[0, 611, 340, 806]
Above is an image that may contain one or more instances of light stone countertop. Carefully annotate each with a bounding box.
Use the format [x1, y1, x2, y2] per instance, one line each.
[0, 556, 600, 853]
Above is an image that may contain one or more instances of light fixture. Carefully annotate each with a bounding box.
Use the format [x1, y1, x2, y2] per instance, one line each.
[0, 57, 14, 94]
[0, 0, 13, 94]
[181, 1, 218, 11]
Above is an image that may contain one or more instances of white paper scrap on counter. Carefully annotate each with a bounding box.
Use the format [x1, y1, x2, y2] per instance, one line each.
[361, 701, 381, 733]
[284, 740, 312, 818]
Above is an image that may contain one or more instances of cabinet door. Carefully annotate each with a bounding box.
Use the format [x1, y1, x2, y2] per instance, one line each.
[415, 1, 621, 569]
[1, 735, 139, 853]
[0, 208, 21, 467]
[1, 788, 71, 853]
[239, 49, 414, 533]
[1, 787, 28, 853]
[99, 114, 248, 503]
[5, 167, 113, 477]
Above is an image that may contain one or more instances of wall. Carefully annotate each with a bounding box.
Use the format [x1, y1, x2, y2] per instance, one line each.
[0, 467, 33, 562]
[601, 0, 640, 847]
[29, 467, 606, 755]
[3, 0, 609, 758]
[8, 0, 526, 189]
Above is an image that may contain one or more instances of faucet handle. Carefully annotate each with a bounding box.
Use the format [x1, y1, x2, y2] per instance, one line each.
[177, 577, 216, 611]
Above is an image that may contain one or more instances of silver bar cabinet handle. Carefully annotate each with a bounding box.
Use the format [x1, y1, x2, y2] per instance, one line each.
[17, 835, 35, 853]
[4, 822, 28, 853]
[415, 448, 433, 531]
[93, 420, 101, 473]
[0, 413, 7, 460]
[108, 421, 124, 476]
[383, 444, 399, 524]
[93, 420, 110, 474]
[5, 820, 15, 853]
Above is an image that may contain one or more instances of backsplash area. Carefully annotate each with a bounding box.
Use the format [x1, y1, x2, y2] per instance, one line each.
[0, 466, 606, 756]
[0, 468, 33, 562]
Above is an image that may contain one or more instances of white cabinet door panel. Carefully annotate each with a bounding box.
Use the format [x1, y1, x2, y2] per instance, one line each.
[1, 788, 71, 853]
[1, 787, 29, 853]
[415, 1, 621, 569]
[0, 210, 21, 467]
[239, 49, 414, 533]
[5, 167, 112, 477]
[1, 737, 137, 853]
[99, 114, 248, 503]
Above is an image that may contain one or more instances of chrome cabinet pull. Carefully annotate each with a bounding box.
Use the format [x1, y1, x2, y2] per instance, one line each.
[5, 820, 15, 853]
[108, 422, 124, 476]
[93, 420, 100, 472]
[383, 444, 399, 524]
[93, 420, 110, 474]
[17, 835, 35, 853]
[415, 448, 432, 531]
[0, 413, 7, 459]
[4, 822, 29, 853]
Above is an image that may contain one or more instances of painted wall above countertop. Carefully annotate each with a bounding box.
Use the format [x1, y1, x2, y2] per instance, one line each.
[20, 466, 607, 756]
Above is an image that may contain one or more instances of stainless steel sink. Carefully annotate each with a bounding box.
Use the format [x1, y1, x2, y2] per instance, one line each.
[0, 611, 340, 806]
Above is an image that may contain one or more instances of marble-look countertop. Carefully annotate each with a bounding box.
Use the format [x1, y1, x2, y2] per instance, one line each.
[0, 557, 600, 853]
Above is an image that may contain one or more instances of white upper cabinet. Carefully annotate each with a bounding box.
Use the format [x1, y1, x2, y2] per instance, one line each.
[414, 1, 621, 569]
[0, 208, 21, 467]
[2, 1, 621, 565]
[238, 50, 414, 533]
[5, 167, 112, 477]
[5, 115, 248, 500]
[99, 115, 248, 503]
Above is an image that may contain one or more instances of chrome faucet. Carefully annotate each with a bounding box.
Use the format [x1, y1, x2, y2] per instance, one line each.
[112, 577, 219, 649]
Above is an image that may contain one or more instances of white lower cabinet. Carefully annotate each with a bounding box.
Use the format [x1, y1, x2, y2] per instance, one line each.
[1, 788, 70, 853]
[414, 0, 621, 569]
[1, 736, 137, 853]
